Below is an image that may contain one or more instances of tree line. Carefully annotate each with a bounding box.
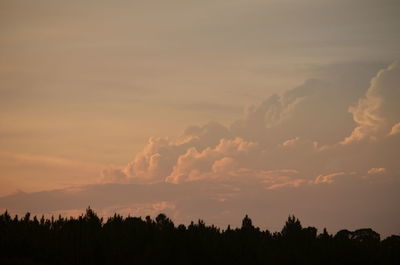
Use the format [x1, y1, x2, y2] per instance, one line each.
[0, 208, 399, 265]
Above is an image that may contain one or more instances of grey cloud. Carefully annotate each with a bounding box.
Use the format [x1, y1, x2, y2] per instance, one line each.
[231, 79, 327, 144]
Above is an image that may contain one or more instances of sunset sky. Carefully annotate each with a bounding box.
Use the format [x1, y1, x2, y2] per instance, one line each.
[1, 0, 399, 236]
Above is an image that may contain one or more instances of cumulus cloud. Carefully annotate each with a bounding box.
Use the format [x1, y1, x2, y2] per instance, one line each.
[166, 137, 257, 183]
[113, 122, 231, 183]
[1, 61, 400, 240]
[230, 79, 327, 144]
[109, 82, 317, 185]
[3, 58, 400, 232]
[99, 61, 400, 192]
[342, 61, 400, 144]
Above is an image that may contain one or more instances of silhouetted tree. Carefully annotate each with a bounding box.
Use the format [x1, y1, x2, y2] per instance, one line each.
[0, 209, 399, 265]
[281, 215, 302, 238]
[241, 214, 254, 230]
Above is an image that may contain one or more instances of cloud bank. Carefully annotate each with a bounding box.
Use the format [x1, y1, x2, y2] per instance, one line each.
[101, 61, 400, 191]
[1, 61, 399, 236]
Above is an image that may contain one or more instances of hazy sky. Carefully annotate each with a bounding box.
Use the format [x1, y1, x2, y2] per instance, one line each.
[1, 0, 400, 236]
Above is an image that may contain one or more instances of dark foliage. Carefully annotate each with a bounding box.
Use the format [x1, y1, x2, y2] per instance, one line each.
[1, 208, 399, 265]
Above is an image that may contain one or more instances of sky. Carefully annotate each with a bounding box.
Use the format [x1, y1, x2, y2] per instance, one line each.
[1, 0, 400, 236]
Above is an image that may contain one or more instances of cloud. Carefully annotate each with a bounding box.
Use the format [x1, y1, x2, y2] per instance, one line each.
[117, 122, 231, 183]
[100, 166, 127, 184]
[2, 61, 400, 237]
[111, 80, 324, 185]
[261, 170, 305, 190]
[166, 137, 257, 183]
[313, 172, 346, 184]
[368, 168, 386, 175]
[231, 79, 326, 143]
[97, 61, 400, 194]
[281, 137, 301, 147]
[342, 61, 400, 144]
[389, 122, 400, 136]
[1, 176, 399, 237]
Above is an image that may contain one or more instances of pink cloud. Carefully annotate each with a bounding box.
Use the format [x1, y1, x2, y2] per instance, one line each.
[368, 168, 386, 175]
[166, 137, 257, 183]
[313, 172, 346, 184]
[389, 122, 400, 136]
[97, 62, 400, 196]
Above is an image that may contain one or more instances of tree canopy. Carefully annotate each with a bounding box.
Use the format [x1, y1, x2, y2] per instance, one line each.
[0, 208, 399, 265]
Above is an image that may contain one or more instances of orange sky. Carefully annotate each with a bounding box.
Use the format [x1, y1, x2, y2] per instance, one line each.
[1, 0, 399, 236]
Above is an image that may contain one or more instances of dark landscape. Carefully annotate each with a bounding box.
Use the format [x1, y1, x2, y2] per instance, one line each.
[1, 208, 399, 265]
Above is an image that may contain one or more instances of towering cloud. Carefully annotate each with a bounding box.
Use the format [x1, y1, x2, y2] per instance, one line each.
[100, 62, 400, 190]
[2, 61, 400, 237]
[342, 61, 400, 144]
[166, 137, 257, 184]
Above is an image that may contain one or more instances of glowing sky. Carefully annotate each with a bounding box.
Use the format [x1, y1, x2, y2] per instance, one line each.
[1, 0, 400, 236]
